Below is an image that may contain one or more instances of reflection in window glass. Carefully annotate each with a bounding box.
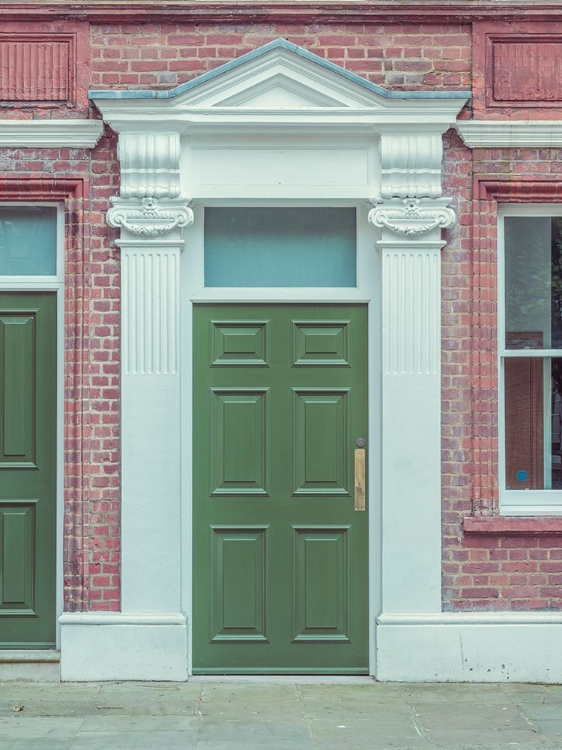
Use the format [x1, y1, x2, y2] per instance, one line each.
[504, 217, 562, 349]
[204, 208, 356, 287]
[0, 206, 57, 276]
[505, 357, 562, 490]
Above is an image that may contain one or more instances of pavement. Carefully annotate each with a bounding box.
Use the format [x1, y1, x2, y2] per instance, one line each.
[2, 678, 562, 749]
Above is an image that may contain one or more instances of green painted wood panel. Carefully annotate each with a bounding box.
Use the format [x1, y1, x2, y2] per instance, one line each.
[0, 293, 56, 648]
[212, 390, 268, 495]
[193, 304, 368, 673]
[293, 389, 349, 494]
[211, 527, 267, 642]
[0, 315, 35, 466]
[293, 527, 349, 642]
[0, 503, 36, 614]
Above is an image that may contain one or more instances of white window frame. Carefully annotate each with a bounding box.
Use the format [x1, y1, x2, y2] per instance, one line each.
[0, 202, 63, 287]
[187, 201, 376, 303]
[499, 204, 562, 515]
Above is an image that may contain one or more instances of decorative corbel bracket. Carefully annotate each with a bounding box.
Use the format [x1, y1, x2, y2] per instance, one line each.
[380, 133, 444, 200]
[368, 197, 455, 237]
[371, 132, 456, 238]
[108, 131, 193, 239]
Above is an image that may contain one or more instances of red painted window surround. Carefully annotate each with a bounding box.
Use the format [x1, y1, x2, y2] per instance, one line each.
[466, 176, 562, 539]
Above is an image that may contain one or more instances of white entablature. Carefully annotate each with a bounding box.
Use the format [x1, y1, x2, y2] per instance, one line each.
[91, 39, 469, 230]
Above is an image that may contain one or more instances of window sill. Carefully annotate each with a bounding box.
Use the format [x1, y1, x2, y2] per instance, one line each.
[463, 517, 562, 535]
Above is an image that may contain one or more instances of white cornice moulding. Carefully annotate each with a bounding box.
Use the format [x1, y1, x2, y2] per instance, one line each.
[456, 120, 562, 149]
[93, 109, 467, 133]
[0, 120, 104, 148]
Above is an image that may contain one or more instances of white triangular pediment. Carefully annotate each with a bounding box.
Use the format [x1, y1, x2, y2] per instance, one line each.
[170, 44, 386, 111]
[216, 74, 345, 109]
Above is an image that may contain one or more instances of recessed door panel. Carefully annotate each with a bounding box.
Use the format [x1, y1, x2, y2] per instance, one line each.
[193, 304, 368, 673]
[0, 502, 37, 615]
[292, 526, 350, 642]
[210, 526, 268, 642]
[0, 314, 36, 467]
[211, 389, 268, 496]
[0, 293, 56, 648]
[212, 321, 268, 367]
[293, 389, 349, 496]
[293, 322, 350, 366]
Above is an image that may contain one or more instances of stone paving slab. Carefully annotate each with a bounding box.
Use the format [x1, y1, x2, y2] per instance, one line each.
[1, 680, 562, 749]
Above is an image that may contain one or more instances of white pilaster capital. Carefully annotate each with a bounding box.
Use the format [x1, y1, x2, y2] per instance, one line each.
[107, 196, 194, 238]
[368, 197, 455, 239]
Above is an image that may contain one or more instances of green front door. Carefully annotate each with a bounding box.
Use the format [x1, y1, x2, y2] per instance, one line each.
[193, 304, 369, 673]
[0, 292, 57, 648]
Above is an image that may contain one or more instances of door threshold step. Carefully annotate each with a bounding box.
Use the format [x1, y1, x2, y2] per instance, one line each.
[191, 675, 374, 684]
[0, 651, 60, 681]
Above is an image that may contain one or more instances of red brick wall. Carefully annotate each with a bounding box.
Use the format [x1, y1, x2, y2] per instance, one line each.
[0, 18, 118, 610]
[90, 22, 471, 91]
[7, 16, 562, 615]
[0, 144, 120, 613]
[86, 131, 121, 611]
[81, 20, 562, 613]
[84, 19, 472, 612]
[442, 147, 562, 611]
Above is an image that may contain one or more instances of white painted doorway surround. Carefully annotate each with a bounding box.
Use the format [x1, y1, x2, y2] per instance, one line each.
[60, 40, 468, 681]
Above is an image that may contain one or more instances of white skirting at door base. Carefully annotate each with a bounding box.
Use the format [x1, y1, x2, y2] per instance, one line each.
[376, 613, 562, 682]
[59, 613, 188, 681]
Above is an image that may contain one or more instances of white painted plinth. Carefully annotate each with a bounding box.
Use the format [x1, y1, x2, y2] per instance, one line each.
[376, 613, 562, 682]
[59, 613, 188, 681]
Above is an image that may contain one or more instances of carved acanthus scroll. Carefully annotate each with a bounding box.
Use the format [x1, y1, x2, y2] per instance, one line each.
[368, 198, 455, 237]
[107, 196, 194, 237]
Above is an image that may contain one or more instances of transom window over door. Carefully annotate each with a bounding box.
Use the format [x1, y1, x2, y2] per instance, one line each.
[0, 206, 57, 277]
[204, 207, 357, 288]
[501, 211, 562, 514]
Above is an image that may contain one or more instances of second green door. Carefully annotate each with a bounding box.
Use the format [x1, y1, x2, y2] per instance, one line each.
[0, 292, 57, 648]
[193, 304, 369, 673]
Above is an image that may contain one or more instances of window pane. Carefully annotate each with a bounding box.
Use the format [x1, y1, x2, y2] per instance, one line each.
[0, 206, 57, 276]
[505, 357, 562, 490]
[504, 216, 562, 349]
[204, 208, 356, 287]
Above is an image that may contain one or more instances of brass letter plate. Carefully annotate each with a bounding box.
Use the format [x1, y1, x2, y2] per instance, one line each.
[354, 448, 366, 511]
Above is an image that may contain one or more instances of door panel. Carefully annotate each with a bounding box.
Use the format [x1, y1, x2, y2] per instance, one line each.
[210, 526, 268, 642]
[193, 304, 368, 673]
[0, 293, 56, 647]
[292, 526, 350, 642]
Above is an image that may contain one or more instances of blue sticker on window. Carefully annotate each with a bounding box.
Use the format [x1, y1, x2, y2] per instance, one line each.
[516, 470, 528, 482]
